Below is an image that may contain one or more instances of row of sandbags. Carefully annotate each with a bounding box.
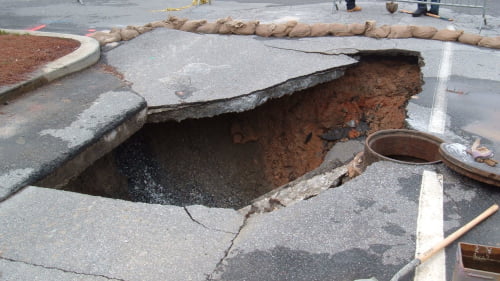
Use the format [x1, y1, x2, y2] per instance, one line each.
[90, 16, 500, 49]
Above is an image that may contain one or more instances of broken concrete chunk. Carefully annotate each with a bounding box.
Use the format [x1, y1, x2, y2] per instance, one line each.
[432, 29, 464, 41]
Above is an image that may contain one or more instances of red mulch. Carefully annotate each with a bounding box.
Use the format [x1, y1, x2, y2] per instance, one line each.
[0, 33, 81, 86]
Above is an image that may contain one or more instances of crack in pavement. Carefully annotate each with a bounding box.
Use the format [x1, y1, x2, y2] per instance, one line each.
[264, 44, 360, 56]
[205, 212, 252, 281]
[0, 256, 127, 281]
[183, 206, 238, 235]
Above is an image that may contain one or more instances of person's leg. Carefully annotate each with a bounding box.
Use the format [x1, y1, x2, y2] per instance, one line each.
[413, 0, 428, 17]
[346, 0, 361, 12]
[429, 0, 440, 15]
[346, 0, 355, 10]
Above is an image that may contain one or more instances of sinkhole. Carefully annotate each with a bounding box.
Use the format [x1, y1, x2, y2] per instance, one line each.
[53, 54, 422, 209]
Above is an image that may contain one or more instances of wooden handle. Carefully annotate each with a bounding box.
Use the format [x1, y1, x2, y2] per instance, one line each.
[418, 204, 499, 263]
[425, 12, 453, 21]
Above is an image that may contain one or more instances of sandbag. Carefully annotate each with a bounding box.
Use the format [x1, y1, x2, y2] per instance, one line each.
[165, 16, 188, 29]
[90, 31, 121, 46]
[365, 21, 390, 38]
[229, 20, 259, 35]
[410, 25, 438, 39]
[310, 23, 331, 37]
[120, 28, 139, 41]
[478, 36, 500, 49]
[271, 21, 297, 37]
[136, 25, 153, 34]
[255, 23, 275, 37]
[289, 23, 311, 37]
[348, 23, 366, 35]
[329, 23, 353, 36]
[388, 25, 412, 38]
[458, 33, 483, 45]
[149, 21, 169, 28]
[432, 29, 464, 41]
[196, 22, 221, 34]
[217, 17, 233, 34]
[180, 20, 207, 32]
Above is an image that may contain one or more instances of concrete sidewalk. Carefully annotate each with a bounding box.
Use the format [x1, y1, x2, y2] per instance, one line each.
[1, 1, 499, 280]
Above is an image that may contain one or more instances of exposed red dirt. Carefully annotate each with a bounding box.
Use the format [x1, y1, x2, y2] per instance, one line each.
[0, 33, 80, 86]
[231, 56, 422, 186]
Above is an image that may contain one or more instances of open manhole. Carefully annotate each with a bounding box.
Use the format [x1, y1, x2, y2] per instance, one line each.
[40, 54, 423, 209]
[364, 129, 444, 166]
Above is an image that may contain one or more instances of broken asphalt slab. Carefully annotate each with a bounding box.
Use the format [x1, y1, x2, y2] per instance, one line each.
[105, 28, 358, 122]
[212, 161, 500, 281]
[0, 186, 245, 281]
[0, 66, 147, 201]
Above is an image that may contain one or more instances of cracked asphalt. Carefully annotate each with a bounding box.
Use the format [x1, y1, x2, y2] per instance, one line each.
[1, 1, 499, 281]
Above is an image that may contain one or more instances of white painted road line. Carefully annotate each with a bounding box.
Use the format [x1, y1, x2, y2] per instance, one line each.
[414, 170, 445, 281]
[428, 26, 455, 134]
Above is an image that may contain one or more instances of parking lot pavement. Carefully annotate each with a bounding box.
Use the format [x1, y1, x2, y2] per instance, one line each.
[0, 1, 499, 280]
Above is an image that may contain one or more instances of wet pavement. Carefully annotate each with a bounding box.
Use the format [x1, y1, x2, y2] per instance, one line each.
[1, 1, 500, 281]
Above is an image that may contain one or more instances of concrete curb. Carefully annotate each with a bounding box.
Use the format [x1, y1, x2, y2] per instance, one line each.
[0, 29, 100, 103]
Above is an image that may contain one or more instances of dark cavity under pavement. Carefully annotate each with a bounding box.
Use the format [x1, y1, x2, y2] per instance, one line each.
[53, 55, 422, 209]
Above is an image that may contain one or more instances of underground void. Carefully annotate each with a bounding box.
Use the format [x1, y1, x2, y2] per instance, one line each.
[57, 55, 422, 209]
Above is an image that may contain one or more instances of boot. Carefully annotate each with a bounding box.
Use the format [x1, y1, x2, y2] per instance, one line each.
[429, 5, 439, 15]
[412, 4, 427, 17]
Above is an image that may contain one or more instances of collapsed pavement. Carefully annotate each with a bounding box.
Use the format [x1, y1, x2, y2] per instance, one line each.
[1, 1, 500, 280]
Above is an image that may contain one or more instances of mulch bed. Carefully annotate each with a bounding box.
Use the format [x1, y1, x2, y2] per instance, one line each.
[0, 33, 80, 86]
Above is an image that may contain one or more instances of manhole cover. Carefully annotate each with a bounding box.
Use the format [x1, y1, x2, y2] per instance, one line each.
[439, 143, 500, 187]
[364, 129, 444, 166]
